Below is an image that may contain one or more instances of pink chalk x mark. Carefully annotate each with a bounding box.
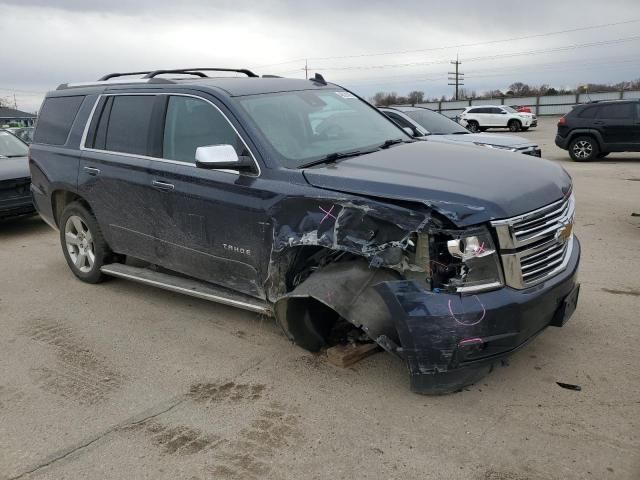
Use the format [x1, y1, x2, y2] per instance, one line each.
[448, 295, 486, 326]
[319, 205, 337, 224]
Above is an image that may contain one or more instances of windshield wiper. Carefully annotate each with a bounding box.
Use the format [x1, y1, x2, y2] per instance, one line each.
[298, 150, 365, 169]
[378, 138, 407, 149]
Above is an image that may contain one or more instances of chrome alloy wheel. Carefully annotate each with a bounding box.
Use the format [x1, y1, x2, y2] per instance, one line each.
[572, 140, 593, 159]
[64, 215, 95, 273]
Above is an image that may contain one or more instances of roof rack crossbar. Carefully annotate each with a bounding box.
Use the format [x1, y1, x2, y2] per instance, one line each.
[98, 71, 155, 81]
[142, 68, 258, 79]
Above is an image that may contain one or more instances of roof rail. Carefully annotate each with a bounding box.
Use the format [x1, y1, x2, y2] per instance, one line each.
[99, 71, 154, 81]
[142, 68, 258, 78]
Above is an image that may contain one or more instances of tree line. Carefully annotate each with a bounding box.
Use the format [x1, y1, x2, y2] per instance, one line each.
[371, 79, 640, 106]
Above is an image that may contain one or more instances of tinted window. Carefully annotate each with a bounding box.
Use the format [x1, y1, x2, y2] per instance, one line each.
[405, 108, 469, 134]
[491, 108, 504, 114]
[163, 96, 245, 163]
[33, 95, 84, 145]
[385, 111, 414, 129]
[578, 106, 599, 118]
[598, 103, 633, 119]
[468, 108, 482, 114]
[104, 95, 156, 155]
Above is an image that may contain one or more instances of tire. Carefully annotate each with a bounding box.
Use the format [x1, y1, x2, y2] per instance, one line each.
[467, 121, 480, 133]
[597, 152, 610, 158]
[508, 119, 521, 132]
[59, 201, 111, 284]
[521, 127, 529, 132]
[568, 136, 599, 162]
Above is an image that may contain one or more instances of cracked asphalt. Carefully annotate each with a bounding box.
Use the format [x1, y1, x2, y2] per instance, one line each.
[1, 117, 639, 480]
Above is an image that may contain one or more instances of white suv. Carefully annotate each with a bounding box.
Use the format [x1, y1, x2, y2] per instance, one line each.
[459, 105, 537, 133]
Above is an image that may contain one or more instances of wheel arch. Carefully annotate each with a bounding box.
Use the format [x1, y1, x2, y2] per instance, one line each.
[566, 129, 604, 149]
[51, 189, 92, 228]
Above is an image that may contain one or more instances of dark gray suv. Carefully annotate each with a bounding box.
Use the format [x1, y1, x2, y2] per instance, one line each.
[30, 68, 580, 394]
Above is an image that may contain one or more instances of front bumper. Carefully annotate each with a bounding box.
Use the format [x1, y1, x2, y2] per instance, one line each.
[377, 236, 581, 394]
[0, 194, 35, 219]
[555, 134, 570, 149]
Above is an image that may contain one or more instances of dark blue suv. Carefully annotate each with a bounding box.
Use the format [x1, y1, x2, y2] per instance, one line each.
[30, 68, 580, 394]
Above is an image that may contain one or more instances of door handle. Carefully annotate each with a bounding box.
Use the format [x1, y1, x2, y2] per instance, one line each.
[152, 180, 175, 191]
[83, 166, 101, 176]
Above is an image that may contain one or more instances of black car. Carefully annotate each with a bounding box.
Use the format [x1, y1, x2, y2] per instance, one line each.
[555, 100, 640, 161]
[0, 129, 34, 219]
[30, 68, 580, 394]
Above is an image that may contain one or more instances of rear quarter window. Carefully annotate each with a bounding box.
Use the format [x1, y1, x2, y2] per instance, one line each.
[578, 106, 599, 119]
[33, 95, 85, 145]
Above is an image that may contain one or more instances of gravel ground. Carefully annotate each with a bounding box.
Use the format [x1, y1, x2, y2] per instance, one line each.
[1, 116, 639, 480]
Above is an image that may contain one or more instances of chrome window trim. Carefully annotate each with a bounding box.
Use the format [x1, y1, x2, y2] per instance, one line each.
[79, 92, 262, 177]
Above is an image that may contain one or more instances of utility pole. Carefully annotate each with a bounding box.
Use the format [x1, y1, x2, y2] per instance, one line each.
[448, 54, 464, 100]
[304, 59, 308, 80]
[13, 94, 18, 110]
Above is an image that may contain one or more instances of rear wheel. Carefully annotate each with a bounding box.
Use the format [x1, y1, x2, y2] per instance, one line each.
[467, 121, 480, 133]
[59, 202, 111, 283]
[508, 119, 521, 132]
[569, 136, 599, 162]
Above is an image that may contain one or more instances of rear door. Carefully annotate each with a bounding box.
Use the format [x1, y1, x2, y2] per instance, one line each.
[597, 102, 636, 147]
[79, 94, 158, 260]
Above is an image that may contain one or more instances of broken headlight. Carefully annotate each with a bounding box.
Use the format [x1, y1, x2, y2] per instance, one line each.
[429, 228, 503, 293]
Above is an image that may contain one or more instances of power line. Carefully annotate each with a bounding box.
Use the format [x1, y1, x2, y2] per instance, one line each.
[311, 35, 640, 71]
[255, 18, 640, 68]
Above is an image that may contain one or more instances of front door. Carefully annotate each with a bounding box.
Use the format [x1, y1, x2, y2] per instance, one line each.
[144, 94, 272, 299]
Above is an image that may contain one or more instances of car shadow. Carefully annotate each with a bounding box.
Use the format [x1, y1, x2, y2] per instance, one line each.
[0, 215, 50, 238]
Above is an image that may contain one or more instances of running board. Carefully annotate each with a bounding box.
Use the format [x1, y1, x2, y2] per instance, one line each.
[100, 263, 272, 316]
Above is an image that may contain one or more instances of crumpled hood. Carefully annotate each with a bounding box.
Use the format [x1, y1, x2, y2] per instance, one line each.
[0, 155, 30, 182]
[428, 132, 534, 148]
[302, 141, 571, 227]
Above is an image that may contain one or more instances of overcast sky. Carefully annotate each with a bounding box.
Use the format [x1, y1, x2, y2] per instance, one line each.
[2, 0, 640, 112]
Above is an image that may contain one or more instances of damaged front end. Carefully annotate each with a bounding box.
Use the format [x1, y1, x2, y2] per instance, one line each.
[268, 195, 579, 394]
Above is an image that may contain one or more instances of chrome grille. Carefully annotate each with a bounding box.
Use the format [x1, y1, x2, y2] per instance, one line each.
[491, 194, 575, 289]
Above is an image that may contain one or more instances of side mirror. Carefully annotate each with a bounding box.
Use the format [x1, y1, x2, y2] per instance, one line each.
[500, 111, 507, 114]
[195, 145, 253, 171]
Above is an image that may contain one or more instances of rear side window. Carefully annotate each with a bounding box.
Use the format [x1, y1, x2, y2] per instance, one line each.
[598, 103, 633, 119]
[467, 108, 482, 114]
[578, 106, 599, 118]
[102, 96, 156, 155]
[33, 95, 84, 145]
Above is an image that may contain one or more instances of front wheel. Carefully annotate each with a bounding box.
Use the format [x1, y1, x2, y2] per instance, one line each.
[59, 201, 111, 283]
[508, 120, 521, 132]
[568, 136, 599, 162]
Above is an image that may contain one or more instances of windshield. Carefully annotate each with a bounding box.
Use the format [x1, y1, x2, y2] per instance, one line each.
[404, 109, 469, 135]
[237, 90, 409, 168]
[0, 131, 29, 158]
[502, 106, 517, 113]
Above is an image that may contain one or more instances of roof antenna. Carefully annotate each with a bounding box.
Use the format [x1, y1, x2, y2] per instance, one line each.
[310, 73, 327, 85]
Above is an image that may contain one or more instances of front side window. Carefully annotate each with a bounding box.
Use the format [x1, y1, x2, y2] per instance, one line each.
[163, 96, 247, 163]
[237, 90, 408, 168]
[0, 130, 29, 158]
[598, 103, 633, 120]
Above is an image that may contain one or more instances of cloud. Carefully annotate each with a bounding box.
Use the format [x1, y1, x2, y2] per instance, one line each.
[1, 0, 640, 111]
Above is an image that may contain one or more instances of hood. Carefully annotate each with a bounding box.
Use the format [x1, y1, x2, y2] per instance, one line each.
[427, 132, 534, 148]
[0, 155, 30, 182]
[302, 141, 571, 227]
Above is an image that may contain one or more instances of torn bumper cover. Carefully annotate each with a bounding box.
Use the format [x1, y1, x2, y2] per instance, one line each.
[376, 237, 581, 394]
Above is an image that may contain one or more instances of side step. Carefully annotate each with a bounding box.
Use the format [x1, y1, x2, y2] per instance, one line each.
[100, 263, 272, 316]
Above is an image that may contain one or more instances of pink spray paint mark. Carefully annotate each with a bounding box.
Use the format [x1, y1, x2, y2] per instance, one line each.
[319, 205, 337, 224]
[448, 295, 486, 326]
